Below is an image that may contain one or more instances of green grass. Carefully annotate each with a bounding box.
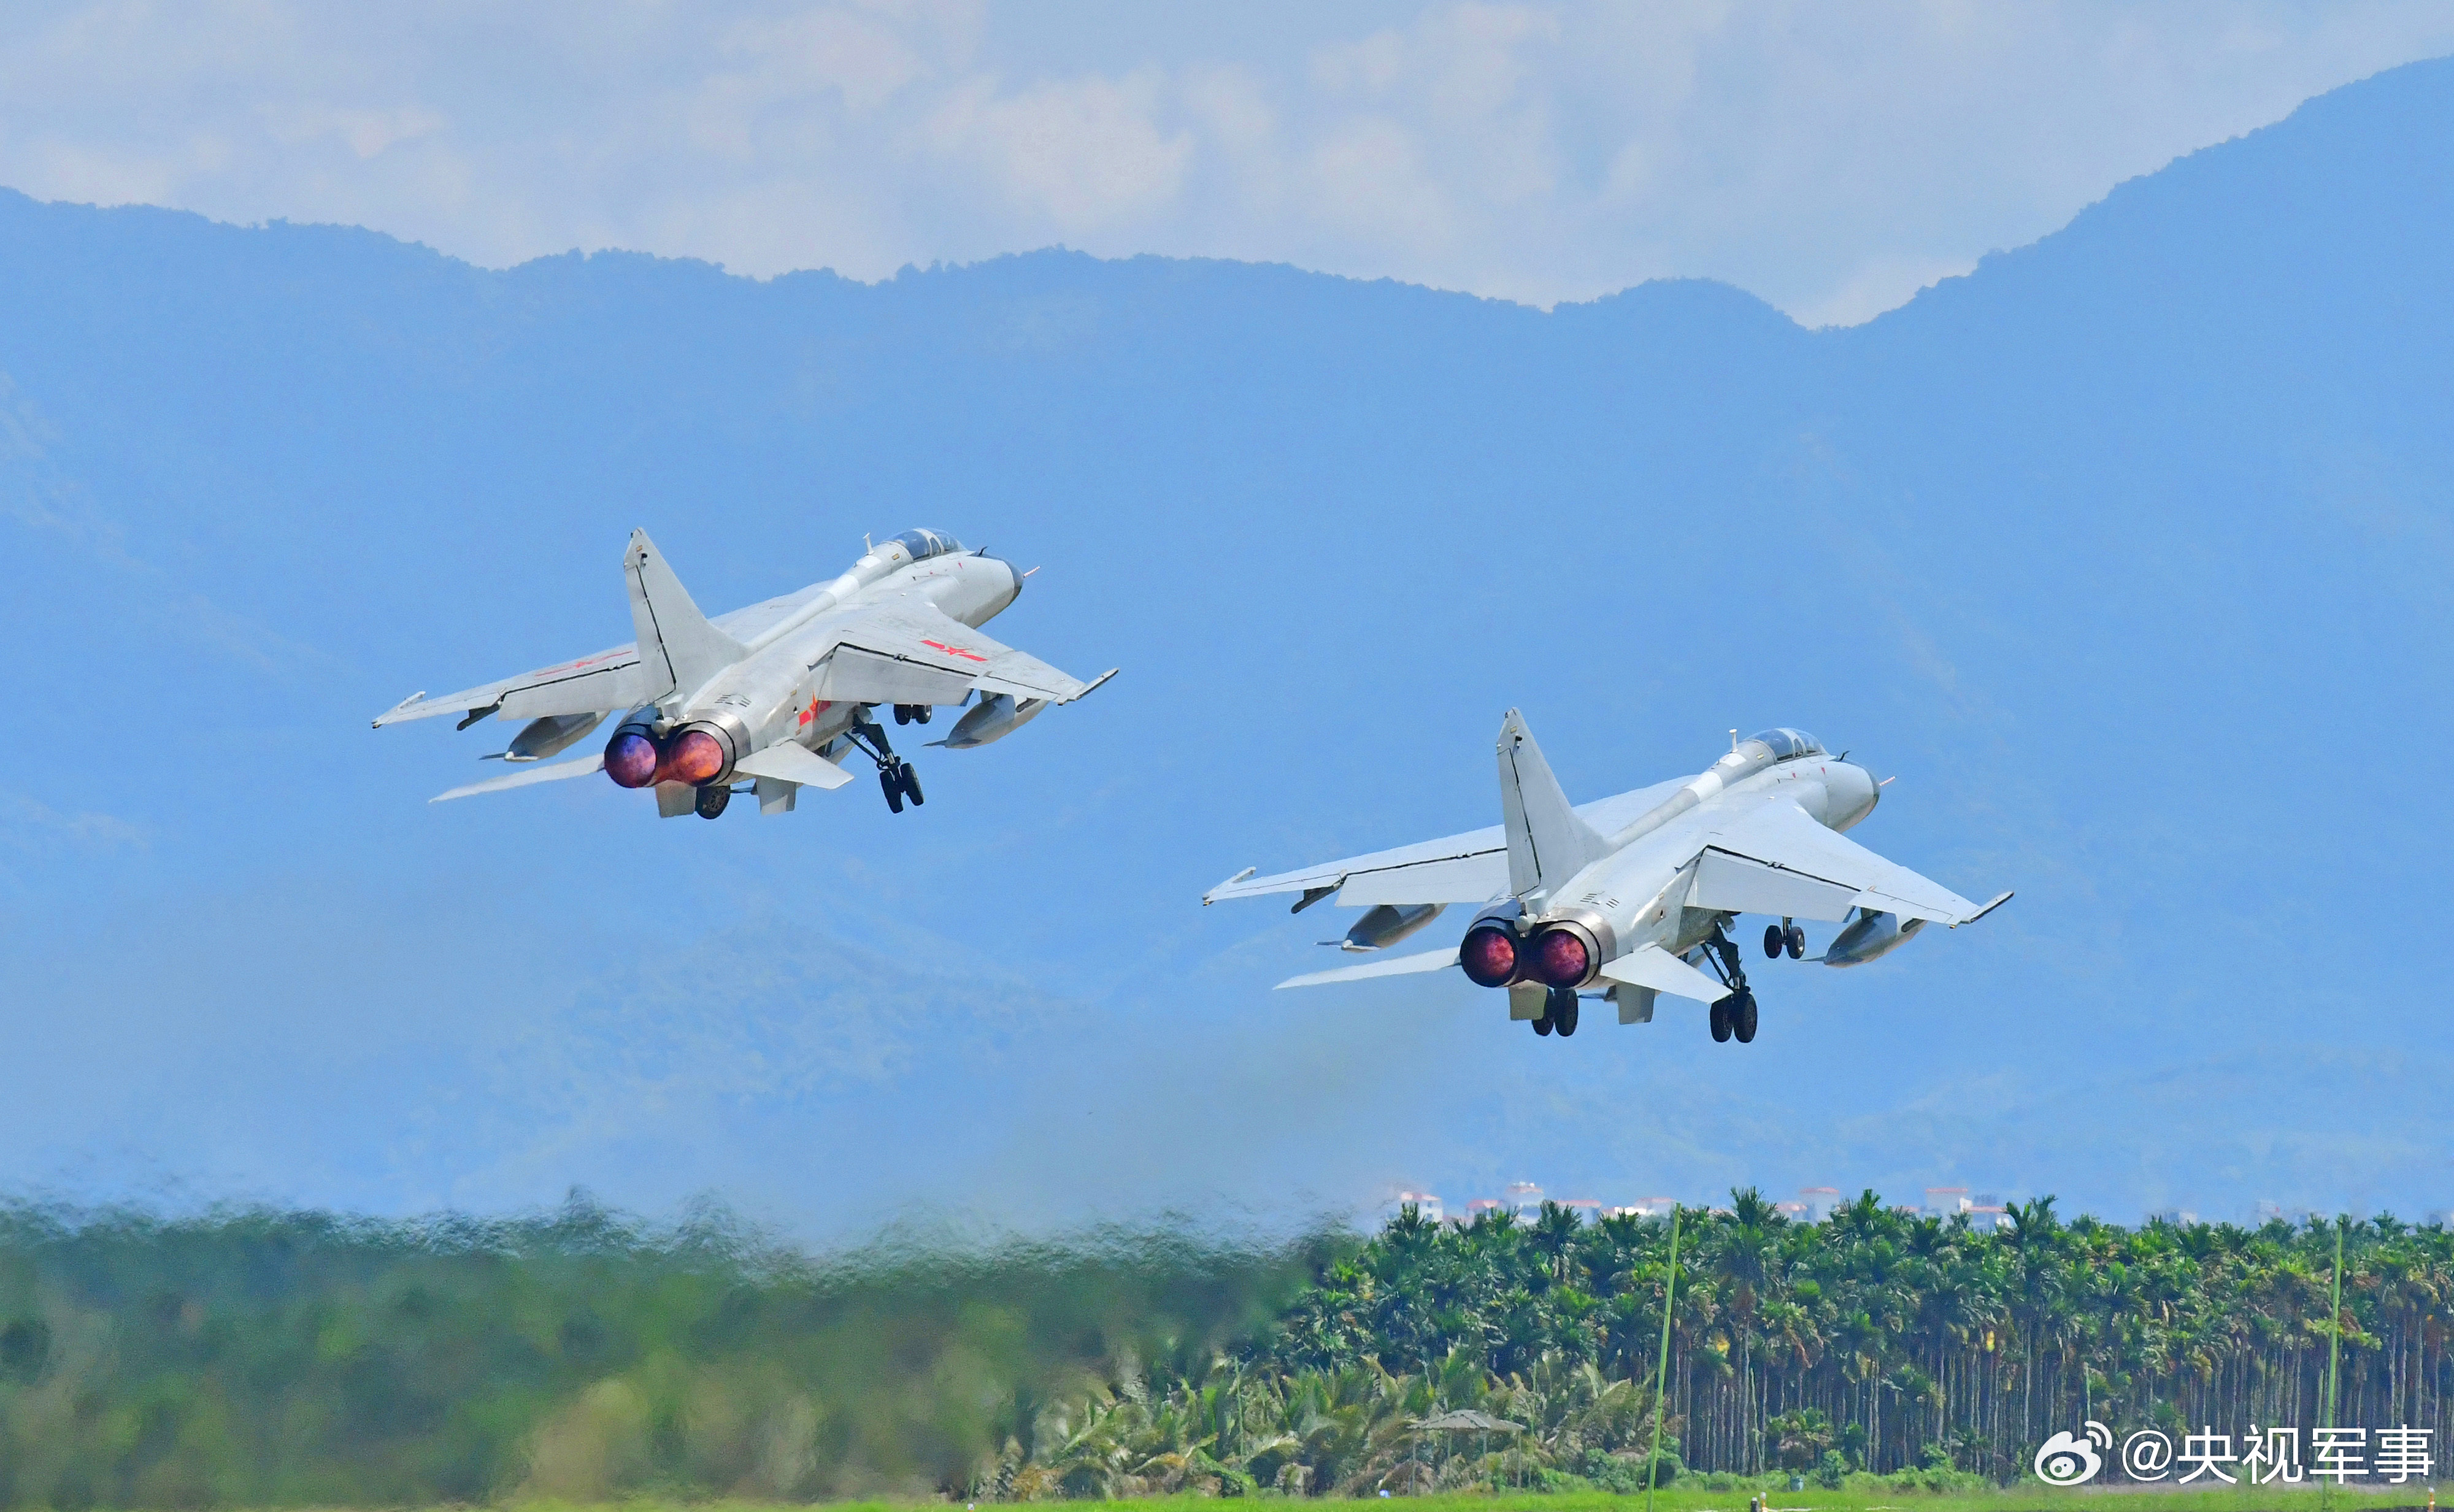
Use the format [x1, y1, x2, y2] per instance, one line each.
[527, 1491, 2447, 1512]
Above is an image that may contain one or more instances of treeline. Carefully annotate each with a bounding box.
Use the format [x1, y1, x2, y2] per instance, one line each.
[0, 1191, 2445, 1503]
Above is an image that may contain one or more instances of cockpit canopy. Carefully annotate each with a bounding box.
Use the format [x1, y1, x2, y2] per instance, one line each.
[1745, 727, 1824, 761]
[887, 528, 964, 560]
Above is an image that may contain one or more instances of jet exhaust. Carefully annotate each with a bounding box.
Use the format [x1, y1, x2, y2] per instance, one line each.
[661, 728, 728, 786]
[1531, 929, 1591, 988]
[604, 718, 662, 788]
[1459, 922, 1525, 988]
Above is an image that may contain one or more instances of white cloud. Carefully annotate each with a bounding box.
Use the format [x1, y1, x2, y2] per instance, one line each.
[0, 1, 2446, 321]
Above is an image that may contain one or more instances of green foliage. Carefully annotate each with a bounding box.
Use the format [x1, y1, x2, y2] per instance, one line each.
[0, 1191, 2449, 1502]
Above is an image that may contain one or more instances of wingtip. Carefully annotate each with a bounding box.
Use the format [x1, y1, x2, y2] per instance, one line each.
[373, 691, 428, 729]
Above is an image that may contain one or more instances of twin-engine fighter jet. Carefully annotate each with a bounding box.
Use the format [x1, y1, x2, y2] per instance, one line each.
[1204, 713, 2009, 1041]
[375, 528, 1114, 818]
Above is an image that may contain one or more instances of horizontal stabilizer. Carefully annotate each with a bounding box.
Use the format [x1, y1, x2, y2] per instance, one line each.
[1596, 945, 1731, 1004]
[1276, 946, 1459, 990]
[731, 742, 855, 790]
[433, 753, 604, 802]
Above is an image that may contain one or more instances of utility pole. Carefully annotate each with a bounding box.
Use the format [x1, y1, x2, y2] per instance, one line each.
[1647, 1205, 1683, 1512]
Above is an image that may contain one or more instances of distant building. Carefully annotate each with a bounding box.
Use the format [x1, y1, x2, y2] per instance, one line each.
[1923, 1186, 1971, 1218]
[1560, 1198, 1602, 1222]
[1385, 1191, 1444, 1224]
[1608, 1197, 1676, 1219]
[1797, 1187, 1841, 1223]
[1503, 1181, 1544, 1221]
[1773, 1200, 1810, 1223]
[1464, 1198, 1503, 1222]
[2147, 1206, 2201, 1227]
[1966, 1205, 2009, 1234]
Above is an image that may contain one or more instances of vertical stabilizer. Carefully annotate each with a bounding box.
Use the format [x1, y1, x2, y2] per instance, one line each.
[625, 529, 747, 699]
[1497, 708, 1604, 899]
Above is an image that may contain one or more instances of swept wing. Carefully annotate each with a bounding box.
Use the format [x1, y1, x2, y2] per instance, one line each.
[1688, 798, 1994, 926]
[814, 600, 1110, 707]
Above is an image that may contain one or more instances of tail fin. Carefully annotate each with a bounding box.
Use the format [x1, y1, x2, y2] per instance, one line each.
[625, 529, 747, 699]
[1497, 708, 1605, 899]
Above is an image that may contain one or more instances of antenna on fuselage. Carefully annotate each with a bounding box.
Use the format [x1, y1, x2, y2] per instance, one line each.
[864, 532, 873, 551]
[1729, 728, 1739, 753]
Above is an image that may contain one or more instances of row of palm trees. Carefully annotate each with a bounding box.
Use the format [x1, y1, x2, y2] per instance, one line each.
[1025, 1191, 2454, 1488]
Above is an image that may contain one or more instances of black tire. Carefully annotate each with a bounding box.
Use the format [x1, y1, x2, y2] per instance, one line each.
[880, 766, 905, 813]
[914, 705, 932, 724]
[1533, 1014, 1553, 1036]
[1764, 924, 1785, 959]
[1710, 1000, 1733, 1042]
[899, 763, 925, 806]
[1734, 991, 1759, 1043]
[1553, 989, 1579, 1037]
[694, 785, 731, 819]
[1786, 926, 1806, 959]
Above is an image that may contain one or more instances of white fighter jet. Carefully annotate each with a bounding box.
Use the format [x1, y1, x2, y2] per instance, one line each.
[375, 528, 1114, 818]
[1203, 713, 2009, 1041]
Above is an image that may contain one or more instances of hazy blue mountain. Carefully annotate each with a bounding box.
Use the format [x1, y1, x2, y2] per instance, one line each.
[3, 56, 2450, 1235]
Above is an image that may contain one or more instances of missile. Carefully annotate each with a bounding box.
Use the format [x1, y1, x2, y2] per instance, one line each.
[1820, 907, 1925, 967]
[1336, 902, 1445, 953]
[929, 692, 1045, 751]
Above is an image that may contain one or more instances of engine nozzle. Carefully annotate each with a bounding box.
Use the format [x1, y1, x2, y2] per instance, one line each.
[660, 728, 728, 786]
[1459, 923, 1524, 988]
[1530, 928, 1591, 988]
[604, 721, 661, 788]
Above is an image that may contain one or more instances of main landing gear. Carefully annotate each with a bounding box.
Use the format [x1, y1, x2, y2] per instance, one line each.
[1763, 921, 1806, 959]
[891, 703, 933, 726]
[844, 715, 926, 814]
[1701, 924, 1760, 1044]
[1529, 985, 1582, 1038]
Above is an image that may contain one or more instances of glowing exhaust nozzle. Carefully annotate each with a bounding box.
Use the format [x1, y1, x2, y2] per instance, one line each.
[1531, 929, 1591, 989]
[1460, 923, 1521, 988]
[660, 728, 728, 786]
[604, 724, 661, 788]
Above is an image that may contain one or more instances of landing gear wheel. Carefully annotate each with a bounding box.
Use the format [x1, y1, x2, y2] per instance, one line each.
[1785, 926, 1806, 959]
[880, 762, 906, 813]
[1733, 990, 1759, 1043]
[1710, 999, 1733, 1042]
[893, 704, 912, 725]
[898, 762, 925, 807]
[1533, 1013, 1554, 1036]
[693, 785, 731, 819]
[1764, 924, 1785, 959]
[1550, 987, 1580, 1037]
[913, 705, 931, 724]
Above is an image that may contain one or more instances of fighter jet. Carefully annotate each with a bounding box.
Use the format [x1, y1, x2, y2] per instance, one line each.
[1202, 713, 2008, 1041]
[374, 528, 1114, 818]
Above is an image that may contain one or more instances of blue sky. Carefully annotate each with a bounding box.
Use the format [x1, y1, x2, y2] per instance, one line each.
[0, 2, 2450, 322]
[1, 12, 2452, 1240]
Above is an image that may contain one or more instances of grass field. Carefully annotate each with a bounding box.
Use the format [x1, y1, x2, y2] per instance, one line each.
[561, 1490, 2446, 1512]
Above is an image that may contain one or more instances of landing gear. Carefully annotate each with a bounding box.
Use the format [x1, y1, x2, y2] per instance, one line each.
[1699, 923, 1761, 1045]
[1767, 920, 1807, 958]
[693, 785, 731, 819]
[890, 703, 934, 726]
[1550, 986, 1580, 1037]
[1785, 925, 1806, 960]
[845, 715, 925, 814]
[1764, 923, 1784, 959]
[1532, 1011, 1554, 1036]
